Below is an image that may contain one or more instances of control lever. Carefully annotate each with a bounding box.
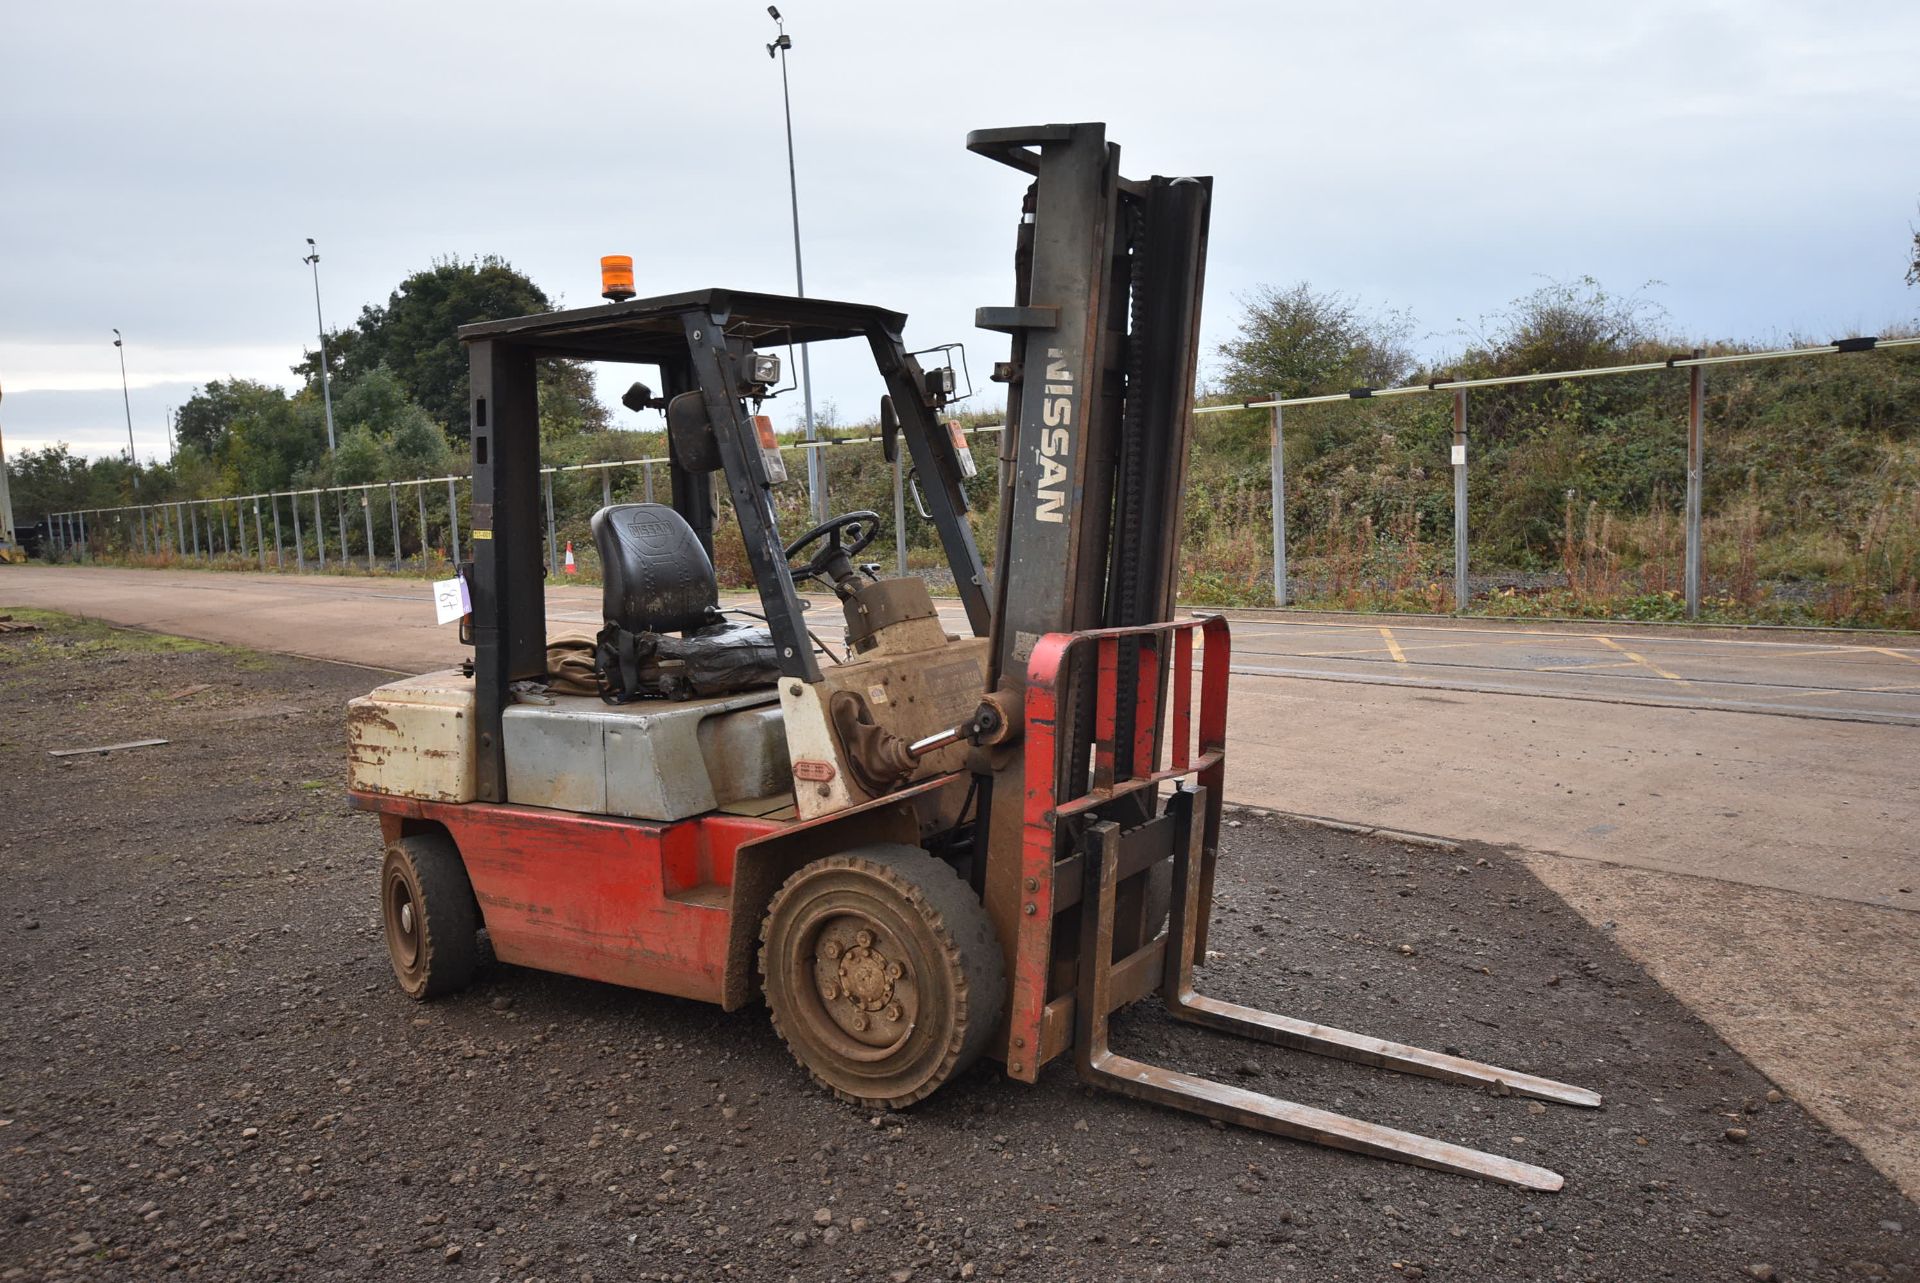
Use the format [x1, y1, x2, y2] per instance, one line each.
[906, 691, 1021, 761]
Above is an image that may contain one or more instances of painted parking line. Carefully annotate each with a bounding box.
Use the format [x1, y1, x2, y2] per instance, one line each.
[1597, 635, 1692, 685]
[1379, 627, 1408, 664]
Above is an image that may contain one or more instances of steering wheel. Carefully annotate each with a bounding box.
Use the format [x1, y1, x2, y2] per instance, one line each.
[784, 510, 881, 586]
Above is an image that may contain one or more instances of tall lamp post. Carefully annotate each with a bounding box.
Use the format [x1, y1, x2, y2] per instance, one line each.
[303, 238, 339, 455]
[112, 329, 139, 492]
[0, 381, 19, 561]
[766, 5, 826, 524]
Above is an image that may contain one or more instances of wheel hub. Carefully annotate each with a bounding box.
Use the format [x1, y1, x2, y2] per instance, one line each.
[387, 875, 420, 971]
[811, 919, 913, 1046]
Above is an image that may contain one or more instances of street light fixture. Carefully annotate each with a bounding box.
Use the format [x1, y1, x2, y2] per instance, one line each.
[303, 238, 339, 455]
[112, 328, 139, 492]
[766, 4, 827, 524]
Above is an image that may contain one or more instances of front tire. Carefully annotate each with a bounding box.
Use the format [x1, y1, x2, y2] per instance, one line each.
[381, 833, 478, 1000]
[760, 845, 1004, 1108]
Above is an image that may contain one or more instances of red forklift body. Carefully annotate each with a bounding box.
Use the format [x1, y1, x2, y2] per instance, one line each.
[348, 122, 1599, 1191]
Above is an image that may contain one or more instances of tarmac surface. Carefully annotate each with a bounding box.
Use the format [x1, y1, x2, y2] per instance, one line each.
[4, 563, 1917, 1196]
[4, 616, 1914, 1281]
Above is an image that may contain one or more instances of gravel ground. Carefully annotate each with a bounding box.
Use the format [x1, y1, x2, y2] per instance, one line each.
[1, 610, 1915, 1282]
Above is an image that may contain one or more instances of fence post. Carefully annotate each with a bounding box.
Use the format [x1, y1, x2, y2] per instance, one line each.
[313, 491, 326, 570]
[543, 470, 557, 579]
[892, 448, 908, 577]
[388, 485, 402, 571]
[1685, 351, 1704, 620]
[1452, 389, 1469, 612]
[271, 495, 283, 570]
[601, 469, 612, 510]
[292, 496, 306, 571]
[254, 500, 266, 571]
[237, 498, 249, 561]
[446, 478, 460, 564]
[1269, 398, 1288, 607]
[415, 483, 429, 569]
[643, 461, 655, 504]
[360, 490, 375, 571]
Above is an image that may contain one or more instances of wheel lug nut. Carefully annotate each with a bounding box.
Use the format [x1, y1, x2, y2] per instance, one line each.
[822, 941, 841, 959]
[855, 930, 873, 948]
[821, 983, 837, 1000]
[885, 962, 902, 980]
[885, 1004, 903, 1022]
[851, 1013, 869, 1032]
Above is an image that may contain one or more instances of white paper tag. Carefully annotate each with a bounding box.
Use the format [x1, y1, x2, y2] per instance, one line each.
[432, 576, 471, 626]
[1450, 444, 1468, 466]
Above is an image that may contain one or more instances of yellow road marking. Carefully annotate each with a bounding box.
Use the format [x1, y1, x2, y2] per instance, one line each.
[1597, 635, 1690, 684]
[1872, 647, 1920, 665]
[1379, 627, 1408, 664]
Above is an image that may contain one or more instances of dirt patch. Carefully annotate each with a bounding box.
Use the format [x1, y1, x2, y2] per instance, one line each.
[1, 612, 1915, 1281]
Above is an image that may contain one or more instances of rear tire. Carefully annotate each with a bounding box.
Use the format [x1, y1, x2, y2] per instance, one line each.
[760, 845, 1004, 1109]
[381, 833, 478, 1000]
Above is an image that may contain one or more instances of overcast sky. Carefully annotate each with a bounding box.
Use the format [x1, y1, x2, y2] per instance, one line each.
[3, 0, 1916, 463]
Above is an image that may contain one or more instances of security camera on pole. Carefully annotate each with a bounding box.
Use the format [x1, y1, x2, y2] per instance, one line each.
[766, 5, 827, 525]
[305, 238, 346, 565]
[112, 329, 139, 493]
[303, 239, 339, 456]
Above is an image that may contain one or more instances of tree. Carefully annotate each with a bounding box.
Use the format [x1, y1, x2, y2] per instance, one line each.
[1216, 283, 1415, 401]
[538, 358, 611, 444]
[1450, 276, 1667, 376]
[174, 379, 289, 456]
[8, 444, 94, 518]
[345, 256, 604, 439]
[1908, 223, 1918, 288]
[334, 365, 451, 477]
[289, 327, 363, 388]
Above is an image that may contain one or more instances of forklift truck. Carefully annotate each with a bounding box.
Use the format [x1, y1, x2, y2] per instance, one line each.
[347, 123, 1597, 1190]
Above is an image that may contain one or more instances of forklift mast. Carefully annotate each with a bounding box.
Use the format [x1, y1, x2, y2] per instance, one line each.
[967, 123, 1212, 986]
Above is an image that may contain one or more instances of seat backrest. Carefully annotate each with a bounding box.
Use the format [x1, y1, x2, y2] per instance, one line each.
[591, 503, 719, 634]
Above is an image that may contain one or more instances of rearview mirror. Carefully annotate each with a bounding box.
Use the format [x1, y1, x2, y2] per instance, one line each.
[879, 396, 901, 464]
[666, 392, 722, 473]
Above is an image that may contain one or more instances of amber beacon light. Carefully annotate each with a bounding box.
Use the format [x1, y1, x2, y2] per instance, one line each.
[600, 255, 635, 303]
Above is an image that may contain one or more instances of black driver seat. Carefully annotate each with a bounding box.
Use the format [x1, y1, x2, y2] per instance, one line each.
[589, 504, 781, 702]
[595, 502, 722, 634]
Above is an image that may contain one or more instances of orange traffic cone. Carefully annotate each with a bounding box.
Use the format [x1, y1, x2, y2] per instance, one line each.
[563, 541, 577, 575]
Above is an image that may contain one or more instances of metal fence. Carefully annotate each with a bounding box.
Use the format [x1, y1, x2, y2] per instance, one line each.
[1196, 334, 1920, 618]
[40, 334, 1917, 619]
[40, 427, 1007, 583]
